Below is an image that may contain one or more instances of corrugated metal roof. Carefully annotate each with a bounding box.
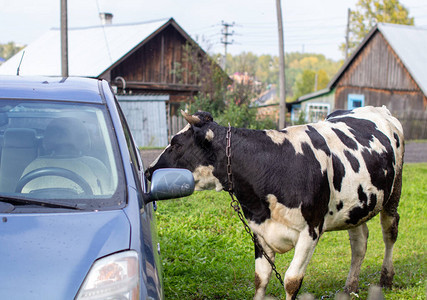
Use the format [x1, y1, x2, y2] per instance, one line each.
[0, 18, 169, 77]
[378, 23, 427, 95]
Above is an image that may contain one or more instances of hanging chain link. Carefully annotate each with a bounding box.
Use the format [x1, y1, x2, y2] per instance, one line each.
[226, 124, 284, 287]
[226, 124, 233, 193]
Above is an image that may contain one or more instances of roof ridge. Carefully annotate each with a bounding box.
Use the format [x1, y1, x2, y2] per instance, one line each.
[378, 22, 426, 31]
[49, 18, 170, 31]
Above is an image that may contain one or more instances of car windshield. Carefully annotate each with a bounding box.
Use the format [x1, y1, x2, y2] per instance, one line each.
[0, 99, 124, 210]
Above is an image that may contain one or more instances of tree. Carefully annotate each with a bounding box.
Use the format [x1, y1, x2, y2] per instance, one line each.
[293, 70, 316, 99]
[226, 52, 258, 78]
[186, 49, 276, 129]
[342, 0, 414, 55]
[292, 69, 330, 99]
[187, 47, 341, 127]
[316, 70, 330, 90]
[255, 55, 278, 85]
[181, 43, 229, 114]
[0, 42, 24, 60]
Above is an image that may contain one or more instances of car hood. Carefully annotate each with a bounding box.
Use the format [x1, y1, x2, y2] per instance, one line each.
[0, 209, 131, 300]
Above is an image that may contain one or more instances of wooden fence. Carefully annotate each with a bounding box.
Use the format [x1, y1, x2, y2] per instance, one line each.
[394, 110, 427, 140]
[168, 114, 185, 141]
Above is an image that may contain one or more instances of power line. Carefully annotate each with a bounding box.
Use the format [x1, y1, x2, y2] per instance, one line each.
[240, 16, 346, 26]
[220, 21, 235, 70]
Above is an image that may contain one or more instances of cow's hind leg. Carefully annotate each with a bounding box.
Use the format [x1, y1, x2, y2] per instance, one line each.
[344, 223, 369, 294]
[380, 168, 402, 288]
[253, 234, 275, 300]
[379, 210, 399, 288]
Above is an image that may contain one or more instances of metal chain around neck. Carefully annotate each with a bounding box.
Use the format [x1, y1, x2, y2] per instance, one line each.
[226, 124, 233, 192]
[225, 123, 284, 287]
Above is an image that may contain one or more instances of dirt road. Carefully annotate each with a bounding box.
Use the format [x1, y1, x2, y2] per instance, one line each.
[404, 141, 427, 163]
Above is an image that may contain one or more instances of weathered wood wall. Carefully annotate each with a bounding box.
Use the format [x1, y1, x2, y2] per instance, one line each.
[335, 87, 425, 111]
[109, 22, 227, 107]
[109, 23, 218, 96]
[333, 31, 427, 139]
[335, 86, 427, 139]
[337, 33, 419, 91]
[111, 25, 191, 84]
[335, 32, 425, 110]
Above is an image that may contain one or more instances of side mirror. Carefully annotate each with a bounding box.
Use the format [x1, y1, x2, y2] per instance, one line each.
[144, 168, 194, 203]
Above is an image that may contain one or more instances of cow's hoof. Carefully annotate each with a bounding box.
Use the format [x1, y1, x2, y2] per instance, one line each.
[379, 267, 394, 289]
[343, 282, 358, 294]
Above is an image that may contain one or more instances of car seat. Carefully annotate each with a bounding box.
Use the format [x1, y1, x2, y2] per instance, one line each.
[20, 117, 112, 196]
[0, 128, 38, 192]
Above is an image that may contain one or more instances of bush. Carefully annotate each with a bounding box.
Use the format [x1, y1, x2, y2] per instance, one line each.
[187, 97, 277, 130]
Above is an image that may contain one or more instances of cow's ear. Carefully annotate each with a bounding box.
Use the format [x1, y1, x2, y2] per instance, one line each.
[194, 111, 213, 125]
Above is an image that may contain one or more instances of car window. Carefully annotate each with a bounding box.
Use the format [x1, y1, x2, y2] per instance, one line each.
[114, 99, 147, 193]
[0, 99, 125, 210]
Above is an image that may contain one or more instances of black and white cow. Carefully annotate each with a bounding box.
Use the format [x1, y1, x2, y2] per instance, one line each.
[146, 106, 404, 299]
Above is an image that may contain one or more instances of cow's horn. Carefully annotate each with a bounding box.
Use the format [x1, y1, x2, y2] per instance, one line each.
[181, 110, 200, 125]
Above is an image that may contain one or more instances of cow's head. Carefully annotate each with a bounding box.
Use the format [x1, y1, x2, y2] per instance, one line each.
[145, 110, 225, 191]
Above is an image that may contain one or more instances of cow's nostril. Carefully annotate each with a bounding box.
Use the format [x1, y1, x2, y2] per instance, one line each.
[145, 169, 152, 181]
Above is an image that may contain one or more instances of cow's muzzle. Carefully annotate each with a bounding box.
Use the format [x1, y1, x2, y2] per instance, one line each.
[144, 168, 152, 181]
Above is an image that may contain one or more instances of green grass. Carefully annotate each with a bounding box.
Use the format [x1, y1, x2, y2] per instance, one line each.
[156, 163, 427, 299]
[407, 140, 427, 143]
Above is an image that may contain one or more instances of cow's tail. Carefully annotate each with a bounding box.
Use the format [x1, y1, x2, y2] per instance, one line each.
[384, 106, 405, 213]
[389, 112, 405, 170]
[374, 106, 404, 167]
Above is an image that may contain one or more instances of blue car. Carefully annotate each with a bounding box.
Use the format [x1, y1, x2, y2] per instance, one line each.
[0, 76, 194, 299]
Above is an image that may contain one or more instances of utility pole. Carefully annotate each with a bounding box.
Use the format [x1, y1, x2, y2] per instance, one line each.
[220, 21, 234, 71]
[276, 0, 286, 129]
[345, 8, 351, 60]
[60, 0, 68, 77]
[314, 72, 318, 92]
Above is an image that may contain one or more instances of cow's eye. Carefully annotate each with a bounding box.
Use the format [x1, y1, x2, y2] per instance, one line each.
[172, 143, 182, 150]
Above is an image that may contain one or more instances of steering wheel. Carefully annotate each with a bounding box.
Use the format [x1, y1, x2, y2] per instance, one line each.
[16, 167, 93, 195]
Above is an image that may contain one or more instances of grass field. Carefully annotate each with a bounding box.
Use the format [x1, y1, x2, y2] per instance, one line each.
[156, 163, 427, 299]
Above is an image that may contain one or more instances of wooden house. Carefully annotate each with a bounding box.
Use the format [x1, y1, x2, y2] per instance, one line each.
[288, 23, 427, 139]
[0, 17, 229, 146]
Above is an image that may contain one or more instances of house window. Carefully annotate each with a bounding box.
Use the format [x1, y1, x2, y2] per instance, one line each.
[306, 103, 330, 122]
[290, 104, 302, 123]
[348, 94, 365, 110]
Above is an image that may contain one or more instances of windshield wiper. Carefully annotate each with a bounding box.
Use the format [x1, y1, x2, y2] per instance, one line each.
[0, 196, 82, 210]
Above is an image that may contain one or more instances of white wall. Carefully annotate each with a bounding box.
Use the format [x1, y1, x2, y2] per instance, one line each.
[117, 95, 169, 147]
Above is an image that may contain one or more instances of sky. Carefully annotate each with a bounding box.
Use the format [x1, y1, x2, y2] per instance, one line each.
[1, 0, 427, 61]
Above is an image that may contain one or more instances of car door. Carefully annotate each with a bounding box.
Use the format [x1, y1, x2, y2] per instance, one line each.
[115, 98, 164, 299]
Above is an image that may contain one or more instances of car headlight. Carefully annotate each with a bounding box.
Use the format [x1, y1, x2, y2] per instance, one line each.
[75, 250, 140, 300]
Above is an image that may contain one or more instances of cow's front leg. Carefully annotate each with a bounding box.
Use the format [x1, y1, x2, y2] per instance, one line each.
[253, 234, 275, 300]
[284, 228, 318, 300]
